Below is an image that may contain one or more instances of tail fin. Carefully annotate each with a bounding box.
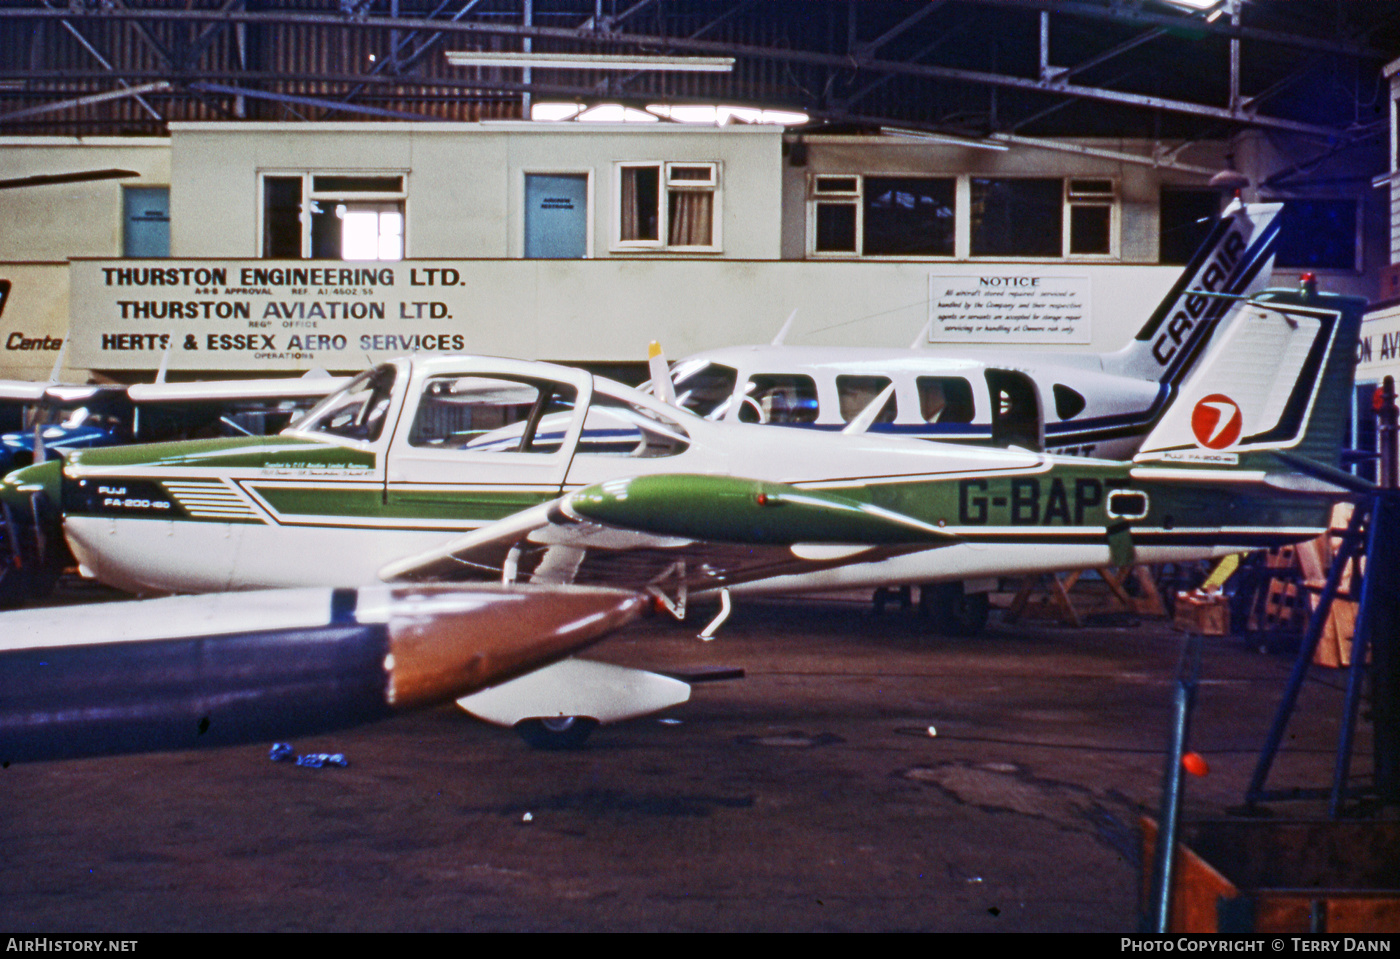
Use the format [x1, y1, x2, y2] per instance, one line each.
[1106, 200, 1282, 385]
[1134, 283, 1366, 471]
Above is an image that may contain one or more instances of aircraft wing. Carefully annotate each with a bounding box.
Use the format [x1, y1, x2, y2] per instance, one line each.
[378, 473, 959, 594]
[0, 381, 51, 403]
[126, 376, 351, 403]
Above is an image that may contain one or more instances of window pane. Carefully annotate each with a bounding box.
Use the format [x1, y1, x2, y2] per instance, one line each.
[815, 176, 858, 194]
[408, 376, 576, 454]
[621, 166, 660, 241]
[740, 374, 818, 425]
[836, 375, 894, 423]
[970, 178, 1062, 257]
[312, 175, 404, 193]
[309, 200, 341, 259]
[1159, 188, 1219, 265]
[317, 202, 404, 261]
[917, 377, 974, 423]
[668, 190, 713, 245]
[378, 212, 404, 260]
[668, 165, 714, 183]
[1069, 179, 1113, 197]
[863, 176, 955, 256]
[263, 176, 303, 259]
[1069, 205, 1111, 255]
[815, 202, 857, 252]
[341, 210, 382, 259]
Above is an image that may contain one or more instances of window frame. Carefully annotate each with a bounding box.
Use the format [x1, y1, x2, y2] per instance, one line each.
[612, 160, 722, 253]
[808, 173, 1120, 261]
[258, 170, 409, 261]
[1064, 178, 1119, 259]
[807, 174, 863, 257]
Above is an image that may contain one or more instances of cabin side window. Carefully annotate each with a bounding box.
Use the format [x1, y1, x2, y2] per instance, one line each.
[916, 377, 975, 424]
[836, 375, 896, 423]
[739, 374, 819, 425]
[407, 375, 576, 454]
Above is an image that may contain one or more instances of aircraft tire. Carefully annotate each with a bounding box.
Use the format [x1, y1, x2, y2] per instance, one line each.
[514, 716, 599, 750]
[920, 583, 989, 637]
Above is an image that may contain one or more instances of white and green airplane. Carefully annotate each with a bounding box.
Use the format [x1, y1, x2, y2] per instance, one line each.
[0, 281, 1366, 746]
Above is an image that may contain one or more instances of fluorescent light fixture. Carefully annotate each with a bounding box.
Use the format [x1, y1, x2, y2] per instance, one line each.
[647, 104, 810, 126]
[447, 51, 735, 72]
[881, 126, 1010, 151]
[531, 102, 586, 121]
[532, 101, 809, 126]
[1161, 0, 1222, 9]
[576, 103, 658, 123]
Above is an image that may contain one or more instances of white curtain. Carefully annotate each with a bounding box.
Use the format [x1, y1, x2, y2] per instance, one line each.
[668, 190, 713, 246]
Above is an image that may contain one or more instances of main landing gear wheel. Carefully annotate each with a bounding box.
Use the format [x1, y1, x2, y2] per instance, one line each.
[514, 716, 599, 750]
[920, 583, 990, 637]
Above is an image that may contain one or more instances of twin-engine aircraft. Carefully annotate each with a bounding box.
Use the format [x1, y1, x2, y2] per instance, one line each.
[0, 276, 1367, 746]
[660, 200, 1280, 460]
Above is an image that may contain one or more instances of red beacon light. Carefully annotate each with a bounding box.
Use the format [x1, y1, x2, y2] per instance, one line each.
[1299, 272, 1318, 298]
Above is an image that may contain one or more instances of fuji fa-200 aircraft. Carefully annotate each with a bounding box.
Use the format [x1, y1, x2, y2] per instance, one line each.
[659, 201, 1281, 460]
[0, 275, 1366, 746]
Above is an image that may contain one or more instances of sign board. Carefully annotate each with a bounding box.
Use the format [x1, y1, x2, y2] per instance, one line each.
[62, 258, 1173, 374]
[1358, 304, 1400, 383]
[927, 273, 1091, 344]
[70, 260, 472, 372]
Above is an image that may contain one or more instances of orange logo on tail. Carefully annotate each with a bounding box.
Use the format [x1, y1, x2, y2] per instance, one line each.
[1191, 394, 1242, 449]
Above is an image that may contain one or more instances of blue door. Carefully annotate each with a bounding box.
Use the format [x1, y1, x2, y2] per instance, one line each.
[524, 174, 588, 259]
[123, 187, 170, 258]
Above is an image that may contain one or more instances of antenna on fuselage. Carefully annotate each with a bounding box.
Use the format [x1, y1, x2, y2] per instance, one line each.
[771, 309, 798, 346]
[909, 316, 934, 350]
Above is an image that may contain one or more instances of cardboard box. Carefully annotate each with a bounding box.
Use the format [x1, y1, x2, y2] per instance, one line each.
[1174, 589, 1229, 636]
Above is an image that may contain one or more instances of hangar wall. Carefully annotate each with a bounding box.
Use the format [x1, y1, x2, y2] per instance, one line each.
[0, 121, 1383, 381]
[66, 257, 1179, 374]
[0, 138, 171, 261]
[168, 122, 784, 261]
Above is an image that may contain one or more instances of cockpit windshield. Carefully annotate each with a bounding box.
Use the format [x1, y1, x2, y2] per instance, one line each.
[292, 363, 398, 442]
[668, 360, 738, 419]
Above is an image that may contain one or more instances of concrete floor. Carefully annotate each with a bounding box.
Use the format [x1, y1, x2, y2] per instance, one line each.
[0, 587, 1371, 932]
